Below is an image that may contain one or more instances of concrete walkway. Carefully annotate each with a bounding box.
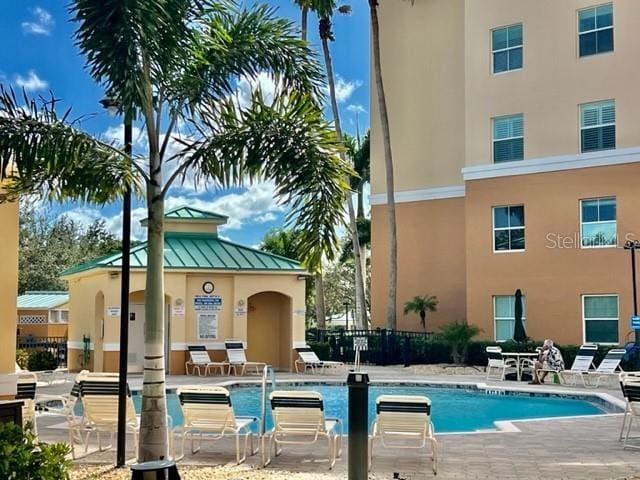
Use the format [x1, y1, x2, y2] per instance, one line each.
[34, 366, 640, 479]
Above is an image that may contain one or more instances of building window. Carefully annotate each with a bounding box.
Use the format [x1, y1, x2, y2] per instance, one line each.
[581, 197, 616, 247]
[583, 295, 618, 344]
[580, 100, 615, 152]
[578, 3, 613, 57]
[493, 205, 525, 251]
[492, 24, 523, 73]
[493, 114, 524, 163]
[494, 295, 526, 342]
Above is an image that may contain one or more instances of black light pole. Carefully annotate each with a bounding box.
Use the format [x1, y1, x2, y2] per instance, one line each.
[344, 301, 350, 331]
[624, 240, 640, 346]
[101, 98, 132, 467]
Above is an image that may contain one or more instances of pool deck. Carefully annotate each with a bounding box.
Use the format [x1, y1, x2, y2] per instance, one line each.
[35, 365, 640, 479]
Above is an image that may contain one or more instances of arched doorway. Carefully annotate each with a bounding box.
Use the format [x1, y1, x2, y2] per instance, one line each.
[247, 292, 292, 370]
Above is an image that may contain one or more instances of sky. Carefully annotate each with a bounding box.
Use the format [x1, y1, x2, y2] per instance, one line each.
[0, 1, 370, 247]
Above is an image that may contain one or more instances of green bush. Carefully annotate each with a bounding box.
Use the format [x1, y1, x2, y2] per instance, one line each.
[0, 422, 71, 480]
[15, 349, 29, 370]
[439, 320, 481, 364]
[27, 350, 57, 372]
[308, 342, 330, 360]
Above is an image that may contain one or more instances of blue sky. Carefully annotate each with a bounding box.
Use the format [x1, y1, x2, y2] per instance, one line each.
[0, 1, 370, 246]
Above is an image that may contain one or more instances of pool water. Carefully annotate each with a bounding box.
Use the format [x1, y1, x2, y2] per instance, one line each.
[132, 384, 606, 433]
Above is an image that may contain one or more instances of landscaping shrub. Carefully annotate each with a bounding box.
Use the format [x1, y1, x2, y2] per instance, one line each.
[439, 320, 481, 364]
[0, 422, 71, 480]
[27, 350, 57, 372]
[308, 341, 330, 360]
[15, 348, 29, 370]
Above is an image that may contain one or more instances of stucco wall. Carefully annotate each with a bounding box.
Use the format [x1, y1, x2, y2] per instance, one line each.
[466, 162, 640, 344]
[0, 200, 18, 380]
[371, 197, 467, 332]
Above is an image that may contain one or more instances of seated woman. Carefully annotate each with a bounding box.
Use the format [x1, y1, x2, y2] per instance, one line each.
[530, 339, 564, 385]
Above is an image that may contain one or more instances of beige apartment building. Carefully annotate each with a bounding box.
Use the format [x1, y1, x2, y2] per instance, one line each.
[370, 0, 640, 346]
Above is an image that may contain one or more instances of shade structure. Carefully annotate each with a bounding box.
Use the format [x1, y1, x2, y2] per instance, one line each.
[513, 289, 527, 342]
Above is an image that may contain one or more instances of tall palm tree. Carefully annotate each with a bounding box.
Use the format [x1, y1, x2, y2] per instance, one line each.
[0, 1, 351, 461]
[294, 0, 313, 41]
[314, 1, 368, 330]
[369, 0, 398, 330]
[403, 295, 438, 332]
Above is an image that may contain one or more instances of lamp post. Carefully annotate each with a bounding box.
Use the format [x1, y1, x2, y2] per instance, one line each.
[344, 301, 351, 331]
[624, 240, 640, 346]
[100, 97, 132, 467]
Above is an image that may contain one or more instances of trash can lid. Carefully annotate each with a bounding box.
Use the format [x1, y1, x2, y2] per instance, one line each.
[131, 460, 176, 471]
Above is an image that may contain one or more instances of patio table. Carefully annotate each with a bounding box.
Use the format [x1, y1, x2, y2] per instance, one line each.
[501, 352, 539, 381]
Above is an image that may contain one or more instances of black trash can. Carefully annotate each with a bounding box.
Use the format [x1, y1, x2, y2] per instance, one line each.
[130, 460, 180, 480]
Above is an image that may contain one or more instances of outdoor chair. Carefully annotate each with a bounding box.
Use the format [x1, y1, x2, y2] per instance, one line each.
[264, 390, 342, 469]
[294, 346, 344, 374]
[35, 370, 95, 458]
[185, 345, 228, 376]
[581, 348, 626, 388]
[369, 394, 438, 475]
[174, 386, 259, 463]
[619, 373, 640, 449]
[224, 341, 266, 375]
[560, 344, 598, 386]
[79, 372, 140, 456]
[485, 346, 517, 381]
[16, 372, 38, 435]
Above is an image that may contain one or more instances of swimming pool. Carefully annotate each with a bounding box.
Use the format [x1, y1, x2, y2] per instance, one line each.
[132, 383, 609, 433]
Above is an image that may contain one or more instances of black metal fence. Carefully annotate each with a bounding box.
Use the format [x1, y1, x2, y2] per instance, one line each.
[306, 328, 436, 365]
[16, 335, 68, 368]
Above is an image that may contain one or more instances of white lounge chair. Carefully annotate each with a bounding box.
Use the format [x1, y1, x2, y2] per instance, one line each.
[175, 386, 259, 463]
[36, 370, 94, 458]
[224, 341, 266, 375]
[619, 373, 640, 449]
[581, 348, 626, 387]
[264, 390, 342, 469]
[294, 346, 344, 374]
[16, 372, 38, 435]
[79, 373, 139, 455]
[185, 345, 228, 376]
[560, 344, 597, 386]
[485, 346, 517, 380]
[369, 395, 438, 474]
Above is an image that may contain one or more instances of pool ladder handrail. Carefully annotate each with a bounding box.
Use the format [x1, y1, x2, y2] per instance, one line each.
[260, 364, 275, 436]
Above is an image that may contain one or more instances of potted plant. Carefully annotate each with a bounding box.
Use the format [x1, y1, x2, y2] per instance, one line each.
[403, 295, 438, 332]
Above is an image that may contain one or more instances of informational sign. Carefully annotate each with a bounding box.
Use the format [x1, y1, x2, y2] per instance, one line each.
[293, 309, 306, 317]
[194, 294, 222, 311]
[106, 306, 121, 317]
[197, 313, 218, 339]
[353, 337, 368, 351]
[631, 315, 640, 329]
[172, 305, 185, 316]
[234, 307, 247, 316]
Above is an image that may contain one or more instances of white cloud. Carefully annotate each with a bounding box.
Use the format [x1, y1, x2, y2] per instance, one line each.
[22, 7, 54, 36]
[332, 76, 362, 104]
[14, 71, 48, 91]
[235, 72, 278, 108]
[346, 104, 367, 114]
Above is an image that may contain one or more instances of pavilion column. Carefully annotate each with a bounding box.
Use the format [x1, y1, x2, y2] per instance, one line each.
[0, 199, 19, 396]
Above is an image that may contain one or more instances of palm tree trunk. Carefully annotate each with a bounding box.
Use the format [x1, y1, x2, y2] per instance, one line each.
[138, 120, 169, 460]
[301, 5, 309, 41]
[320, 27, 367, 330]
[315, 271, 326, 329]
[369, 1, 397, 330]
[357, 182, 364, 219]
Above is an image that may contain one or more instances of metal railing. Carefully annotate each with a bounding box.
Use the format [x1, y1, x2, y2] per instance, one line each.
[16, 335, 68, 367]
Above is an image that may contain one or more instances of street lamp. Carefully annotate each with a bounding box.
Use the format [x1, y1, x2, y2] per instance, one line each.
[101, 97, 132, 467]
[344, 301, 351, 331]
[624, 240, 640, 346]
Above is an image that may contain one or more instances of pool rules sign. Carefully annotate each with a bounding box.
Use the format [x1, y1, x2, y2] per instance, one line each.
[194, 294, 222, 339]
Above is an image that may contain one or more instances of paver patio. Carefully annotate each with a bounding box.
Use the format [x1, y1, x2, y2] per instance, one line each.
[33, 366, 640, 479]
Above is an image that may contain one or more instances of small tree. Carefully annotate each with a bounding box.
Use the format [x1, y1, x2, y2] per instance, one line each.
[403, 295, 438, 332]
[439, 320, 481, 365]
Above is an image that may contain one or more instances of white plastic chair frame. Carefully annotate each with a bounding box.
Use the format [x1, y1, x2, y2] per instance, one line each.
[485, 346, 517, 381]
[224, 341, 266, 376]
[264, 390, 342, 469]
[619, 372, 640, 447]
[294, 347, 344, 374]
[369, 395, 438, 474]
[175, 386, 259, 464]
[185, 345, 229, 376]
[16, 372, 38, 436]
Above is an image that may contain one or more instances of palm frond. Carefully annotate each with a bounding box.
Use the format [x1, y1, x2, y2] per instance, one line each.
[173, 3, 325, 109]
[176, 90, 352, 268]
[0, 87, 136, 203]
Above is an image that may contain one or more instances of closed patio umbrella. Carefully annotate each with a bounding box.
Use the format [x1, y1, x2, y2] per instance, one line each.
[513, 289, 527, 342]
